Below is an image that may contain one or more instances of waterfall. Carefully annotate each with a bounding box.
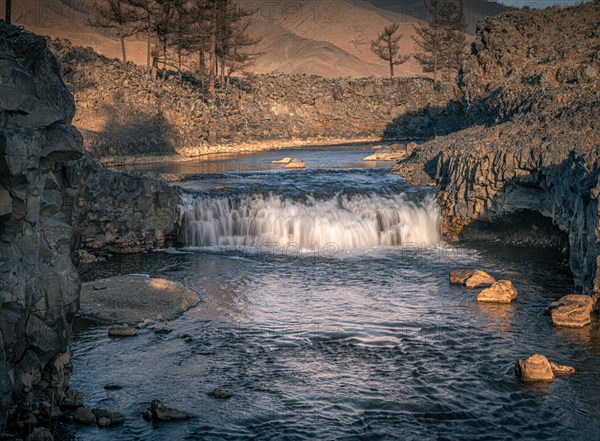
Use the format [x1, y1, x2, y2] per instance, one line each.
[180, 193, 441, 250]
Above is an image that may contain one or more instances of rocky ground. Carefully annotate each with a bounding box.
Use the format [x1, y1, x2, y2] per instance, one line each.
[396, 1, 600, 294]
[47, 39, 460, 163]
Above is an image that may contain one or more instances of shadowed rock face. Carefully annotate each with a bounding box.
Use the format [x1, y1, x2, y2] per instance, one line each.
[0, 22, 83, 428]
[396, 2, 600, 293]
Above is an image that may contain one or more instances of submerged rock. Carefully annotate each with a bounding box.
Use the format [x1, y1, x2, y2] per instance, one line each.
[545, 294, 596, 328]
[363, 145, 408, 161]
[208, 389, 233, 399]
[549, 362, 576, 376]
[476, 280, 517, 303]
[515, 354, 554, 382]
[108, 326, 139, 337]
[465, 270, 496, 289]
[103, 383, 123, 390]
[146, 400, 191, 422]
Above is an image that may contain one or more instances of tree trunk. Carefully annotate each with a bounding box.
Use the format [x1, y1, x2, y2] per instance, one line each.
[146, 33, 151, 68]
[120, 36, 127, 63]
[5, 0, 11, 24]
[387, 39, 394, 79]
[208, 16, 217, 97]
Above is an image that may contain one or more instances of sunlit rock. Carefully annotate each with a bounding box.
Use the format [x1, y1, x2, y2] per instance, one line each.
[465, 270, 496, 289]
[515, 354, 554, 382]
[476, 280, 517, 303]
[544, 294, 596, 328]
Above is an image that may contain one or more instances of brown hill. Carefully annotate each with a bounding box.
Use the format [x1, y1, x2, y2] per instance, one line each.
[9, 0, 506, 78]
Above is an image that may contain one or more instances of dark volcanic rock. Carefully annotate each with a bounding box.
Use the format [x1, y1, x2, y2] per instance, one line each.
[0, 22, 83, 430]
[396, 2, 600, 294]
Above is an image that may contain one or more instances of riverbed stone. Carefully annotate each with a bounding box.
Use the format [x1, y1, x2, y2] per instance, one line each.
[93, 408, 125, 425]
[147, 400, 191, 421]
[545, 294, 596, 328]
[208, 389, 234, 399]
[549, 362, 576, 375]
[476, 280, 517, 303]
[465, 270, 496, 289]
[284, 159, 305, 169]
[108, 326, 138, 337]
[515, 354, 554, 382]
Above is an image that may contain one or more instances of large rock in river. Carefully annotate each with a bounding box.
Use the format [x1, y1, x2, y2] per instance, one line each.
[476, 280, 517, 303]
[544, 294, 596, 328]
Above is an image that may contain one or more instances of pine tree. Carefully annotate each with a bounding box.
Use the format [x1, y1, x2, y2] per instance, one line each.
[370, 23, 410, 79]
[413, 0, 466, 81]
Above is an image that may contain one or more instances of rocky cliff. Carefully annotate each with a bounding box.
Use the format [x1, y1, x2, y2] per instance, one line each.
[47, 39, 458, 162]
[0, 22, 84, 435]
[66, 158, 182, 255]
[397, 2, 600, 293]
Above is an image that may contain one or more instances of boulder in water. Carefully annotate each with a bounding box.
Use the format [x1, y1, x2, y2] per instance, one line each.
[476, 280, 517, 303]
[363, 144, 409, 161]
[515, 354, 554, 382]
[145, 400, 191, 421]
[544, 294, 595, 328]
[450, 269, 476, 285]
[466, 270, 495, 289]
[284, 159, 305, 169]
[515, 354, 576, 382]
[208, 389, 233, 399]
[74, 407, 96, 425]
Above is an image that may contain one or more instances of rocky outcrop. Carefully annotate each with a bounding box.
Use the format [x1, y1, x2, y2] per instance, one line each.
[0, 22, 83, 434]
[47, 39, 457, 161]
[65, 158, 182, 255]
[396, 2, 600, 293]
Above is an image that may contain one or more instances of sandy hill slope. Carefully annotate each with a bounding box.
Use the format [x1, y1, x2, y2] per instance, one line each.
[10, 0, 507, 77]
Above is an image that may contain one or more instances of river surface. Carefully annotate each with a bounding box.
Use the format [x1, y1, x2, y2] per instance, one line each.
[66, 145, 600, 440]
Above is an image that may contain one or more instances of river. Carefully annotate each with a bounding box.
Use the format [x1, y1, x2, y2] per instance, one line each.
[64, 145, 600, 440]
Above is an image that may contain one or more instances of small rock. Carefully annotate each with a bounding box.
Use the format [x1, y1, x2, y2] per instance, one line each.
[476, 280, 517, 303]
[93, 408, 124, 425]
[549, 362, 576, 375]
[148, 400, 191, 421]
[153, 325, 172, 334]
[79, 249, 98, 263]
[97, 416, 111, 427]
[61, 389, 84, 408]
[465, 270, 496, 289]
[272, 157, 292, 165]
[74, 407, 96, 425]
[449, 269, 475, 285]
[208, 389, 233, 399]
[515, 354, 554, 382]
[103, 383, 123, 390]
[26, 428, 54, 441]
[108, 326, 138, 337]
[135, 318, 155, 329]
[284, 159, 305, 169]
[544, 294, 595, 328]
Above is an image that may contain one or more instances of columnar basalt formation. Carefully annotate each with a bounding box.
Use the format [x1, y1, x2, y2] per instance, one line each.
[0, 23, 84, 431]
[397, 2, 600, 293]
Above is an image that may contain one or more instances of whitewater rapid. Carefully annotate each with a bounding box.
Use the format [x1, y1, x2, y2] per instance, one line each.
[180, 193, 441, 250]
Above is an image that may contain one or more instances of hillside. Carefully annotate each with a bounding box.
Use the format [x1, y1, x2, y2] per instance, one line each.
[9, 0, 507, 78]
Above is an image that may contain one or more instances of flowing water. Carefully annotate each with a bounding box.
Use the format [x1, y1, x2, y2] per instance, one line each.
[66, 145, 600, 440]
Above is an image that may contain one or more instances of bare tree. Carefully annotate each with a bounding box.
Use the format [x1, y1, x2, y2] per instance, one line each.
[88, 0, 142, 63]
[5, 0, 11, 24]
[371, 23, 410, 79]
[413, 0, 466, 81]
